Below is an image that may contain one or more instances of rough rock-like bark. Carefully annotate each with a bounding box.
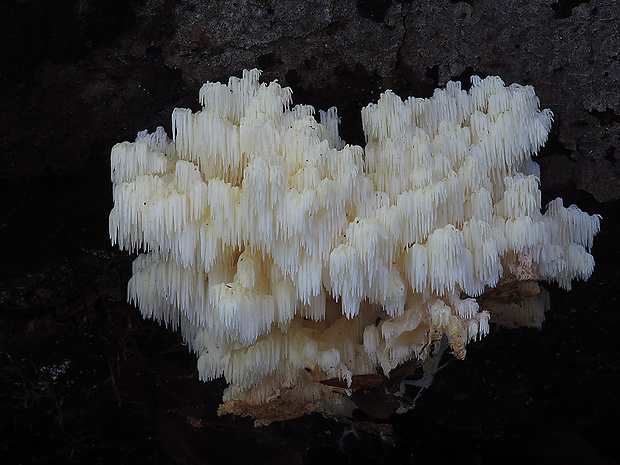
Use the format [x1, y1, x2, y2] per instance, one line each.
[1, 0, 619, 201]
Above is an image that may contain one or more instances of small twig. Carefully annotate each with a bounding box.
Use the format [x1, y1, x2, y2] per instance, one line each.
[108, 360, 122, 407]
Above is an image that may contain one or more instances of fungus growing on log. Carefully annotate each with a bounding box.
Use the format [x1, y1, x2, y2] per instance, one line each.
[109, 69, 600, 424]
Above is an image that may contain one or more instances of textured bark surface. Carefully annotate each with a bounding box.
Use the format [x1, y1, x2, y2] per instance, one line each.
[1, 1, 618, 463]
[1, 0, 619, 199]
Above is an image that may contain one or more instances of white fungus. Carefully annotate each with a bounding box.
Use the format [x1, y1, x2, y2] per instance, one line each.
[110, 69, 600, 423]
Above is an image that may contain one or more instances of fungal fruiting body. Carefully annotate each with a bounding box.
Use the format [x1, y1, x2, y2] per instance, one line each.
[109, 69, 600, 423]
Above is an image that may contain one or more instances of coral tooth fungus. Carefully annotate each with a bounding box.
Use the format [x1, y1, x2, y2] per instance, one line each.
[110, 69, 600, 423]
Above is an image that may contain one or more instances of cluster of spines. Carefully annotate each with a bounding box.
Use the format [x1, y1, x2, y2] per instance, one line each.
[109, 70, 600, 410]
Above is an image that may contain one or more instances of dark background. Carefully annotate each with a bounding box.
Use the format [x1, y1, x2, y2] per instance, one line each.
[1, 0, 618, 464]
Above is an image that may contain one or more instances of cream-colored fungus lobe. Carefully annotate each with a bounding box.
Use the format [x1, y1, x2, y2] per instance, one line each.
[109, 69, 600, 423]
